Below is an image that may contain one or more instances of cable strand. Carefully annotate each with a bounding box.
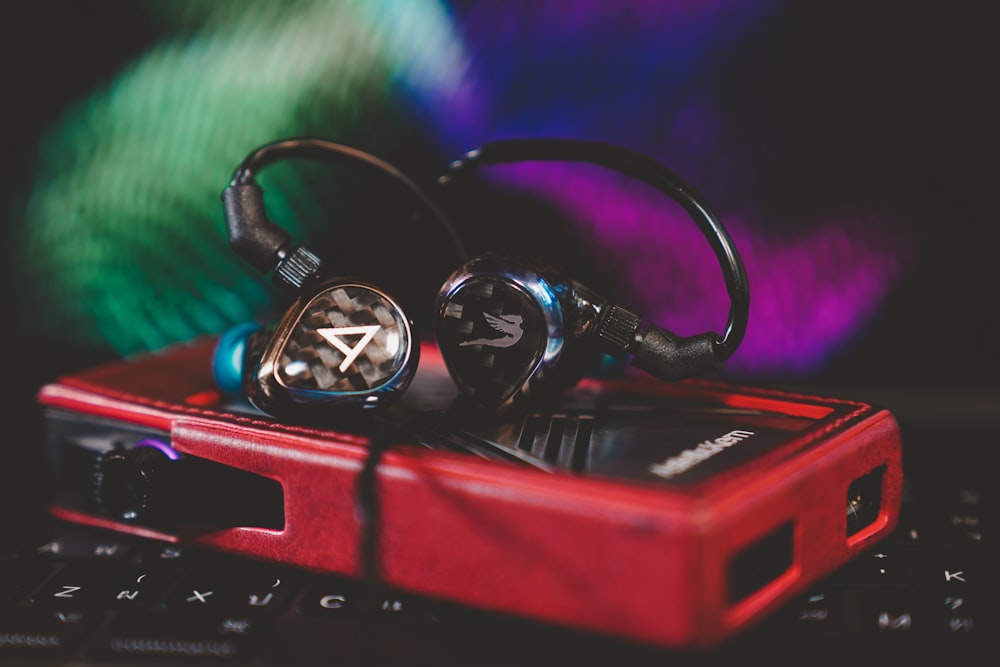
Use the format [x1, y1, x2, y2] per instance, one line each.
[232, 137, 469, 264]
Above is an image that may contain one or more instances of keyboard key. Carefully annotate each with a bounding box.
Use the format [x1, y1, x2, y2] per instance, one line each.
[30, 524, 137, 561]
[766, 587, 858, 642]
[30, 561, 179, 610]
[295, 577, 432, 619]
[0, 606, 104, 661]
[856, 588, 928, 639]
[86, 610, 265, 662]
[0, 559, 57, 603]
[917, 545, 998, 592]
[828, 545, 913, 587]
[261, 614, 553, 667]
[162, 565, 299, 616]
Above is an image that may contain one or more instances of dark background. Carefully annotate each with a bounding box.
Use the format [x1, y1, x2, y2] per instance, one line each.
[3, 1, 997, 530]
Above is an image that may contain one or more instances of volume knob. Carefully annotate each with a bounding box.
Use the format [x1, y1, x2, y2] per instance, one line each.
[92, 440, 179, 521]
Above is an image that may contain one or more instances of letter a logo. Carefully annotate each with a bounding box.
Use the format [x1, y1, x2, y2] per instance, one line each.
[316, 326, 381, 372]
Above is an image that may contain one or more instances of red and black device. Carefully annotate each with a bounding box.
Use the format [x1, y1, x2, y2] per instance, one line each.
[38, 336, 902, 651]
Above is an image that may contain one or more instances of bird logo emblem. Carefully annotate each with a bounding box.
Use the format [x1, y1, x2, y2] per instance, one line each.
[460, 312, 524, 348]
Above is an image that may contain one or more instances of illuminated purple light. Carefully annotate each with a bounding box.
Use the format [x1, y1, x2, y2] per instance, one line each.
[484, 163, 915, 375]
[135, 438, 181, 461]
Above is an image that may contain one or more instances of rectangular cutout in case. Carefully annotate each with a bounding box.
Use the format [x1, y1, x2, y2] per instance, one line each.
[728, 521, 795, 604]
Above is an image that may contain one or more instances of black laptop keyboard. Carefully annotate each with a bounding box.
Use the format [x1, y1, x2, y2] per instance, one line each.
[2, 436, 996, 666]
[746, 436, 998, 662]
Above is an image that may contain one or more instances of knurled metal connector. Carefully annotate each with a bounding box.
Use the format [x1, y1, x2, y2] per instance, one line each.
[596, 304, 641, 357]
[274, 245, 324, 291]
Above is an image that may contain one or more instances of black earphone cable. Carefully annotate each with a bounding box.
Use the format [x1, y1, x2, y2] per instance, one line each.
[226, 137, 469, 269]
[440, 138, 749, 364]
[355, 413, 397, 613]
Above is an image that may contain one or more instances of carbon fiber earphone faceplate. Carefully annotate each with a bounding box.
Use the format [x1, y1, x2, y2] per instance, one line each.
[434, 253, 569, 410]
[245, 279, 417, 415]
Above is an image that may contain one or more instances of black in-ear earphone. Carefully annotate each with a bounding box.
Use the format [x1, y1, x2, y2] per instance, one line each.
[432, 138, 749, 411]
[216, 138, 468, 417]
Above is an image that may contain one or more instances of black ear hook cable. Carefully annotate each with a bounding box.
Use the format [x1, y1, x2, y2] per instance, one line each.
[440, 138, 749, 369]
[223, 136, 750, 612]
[224, 137, 469, 288]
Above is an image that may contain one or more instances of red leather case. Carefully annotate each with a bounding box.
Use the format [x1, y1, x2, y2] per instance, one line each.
[37, 336, 902, 650]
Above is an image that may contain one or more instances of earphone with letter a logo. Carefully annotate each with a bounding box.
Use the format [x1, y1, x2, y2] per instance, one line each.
[214, 137, 749, 417]
[214, 138, 466, 418]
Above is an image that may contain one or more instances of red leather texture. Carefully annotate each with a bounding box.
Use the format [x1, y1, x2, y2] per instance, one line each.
[38, 336, 903, 650]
